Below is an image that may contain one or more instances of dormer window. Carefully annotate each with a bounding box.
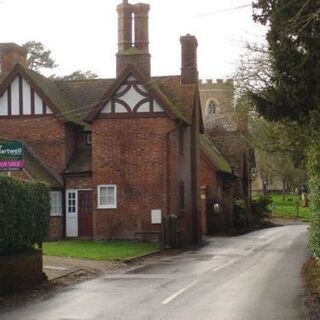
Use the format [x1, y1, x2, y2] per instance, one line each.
[208, 100, 216, 114]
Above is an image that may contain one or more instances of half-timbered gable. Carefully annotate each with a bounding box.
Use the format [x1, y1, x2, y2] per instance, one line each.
[0, 74, 53, 117]
[85, 65, 189, 123]
[0, 64, 83, 124]
[101, 75, 164, 115]
[0, 63, 85, 177]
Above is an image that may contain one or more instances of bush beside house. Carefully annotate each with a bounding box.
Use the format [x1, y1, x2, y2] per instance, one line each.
[0, 175, 50, 293]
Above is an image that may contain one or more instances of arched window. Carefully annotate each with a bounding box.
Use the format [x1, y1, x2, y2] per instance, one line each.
[207, 100, 216, 114]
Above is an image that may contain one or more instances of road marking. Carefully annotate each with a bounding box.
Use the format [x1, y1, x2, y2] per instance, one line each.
[210, 258, 236, 272]
[43, 265, 69, 271]
[162, 259, 236, 305]
[162, 280, 199, 305]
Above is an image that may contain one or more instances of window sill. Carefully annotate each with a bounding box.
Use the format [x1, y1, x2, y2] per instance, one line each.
[97, 206, 117, 210]
[50, 213, 63, 217]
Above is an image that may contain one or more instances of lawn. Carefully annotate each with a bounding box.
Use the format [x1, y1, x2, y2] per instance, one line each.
[43, 240, 160, 261]
[269, 193, 311, 221]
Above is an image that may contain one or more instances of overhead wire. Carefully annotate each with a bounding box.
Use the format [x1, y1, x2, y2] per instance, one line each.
[194, 4, 252, 18]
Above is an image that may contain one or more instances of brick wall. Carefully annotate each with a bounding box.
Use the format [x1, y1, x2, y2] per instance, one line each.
[65, 176, 93, 189]
[0, 116, 67, 175]
[47, 216, 63, 240]
[175, 126, 194, 245]
[92, 117, 177, 240]
[200, 155, 234, 234]
[0, 250, 43, 294]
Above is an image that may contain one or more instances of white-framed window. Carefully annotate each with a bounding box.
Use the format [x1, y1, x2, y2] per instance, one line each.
[50, 191, 62, 216]
[97, 185, 117, 209]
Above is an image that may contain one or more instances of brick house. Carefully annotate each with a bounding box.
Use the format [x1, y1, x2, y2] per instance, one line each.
[199, 78, 255, 229]
[0, 0, 234, 245]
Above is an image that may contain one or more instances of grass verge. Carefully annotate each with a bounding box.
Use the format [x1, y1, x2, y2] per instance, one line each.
[269, 193, 310, 221]
[43, 240, 160, 261]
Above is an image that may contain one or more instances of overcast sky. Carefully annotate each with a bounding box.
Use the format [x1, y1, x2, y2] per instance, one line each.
[0, 0, 266, 79]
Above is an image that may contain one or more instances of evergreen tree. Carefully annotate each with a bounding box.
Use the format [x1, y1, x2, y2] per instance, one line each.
[22, 41, 58, 71]
[251, 0, 320, 122]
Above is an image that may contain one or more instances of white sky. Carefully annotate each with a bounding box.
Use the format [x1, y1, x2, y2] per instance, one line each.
[0, 0, 266, 80]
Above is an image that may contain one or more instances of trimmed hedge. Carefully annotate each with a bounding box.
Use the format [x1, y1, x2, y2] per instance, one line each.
[307, 139, 320, 259]
[0, 175, 50, 256]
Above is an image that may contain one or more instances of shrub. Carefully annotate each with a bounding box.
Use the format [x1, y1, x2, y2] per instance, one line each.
[233, 200, 247, 228]
[307, 140, 320, 259]
[0, 176, 50, 256]
[251, 195, 272, 223]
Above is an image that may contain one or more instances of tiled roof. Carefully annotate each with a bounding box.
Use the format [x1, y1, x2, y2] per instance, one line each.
[153, 76, 196, 123]
[0, 139, 63, 187]
[21, 66, 83, 126]
[55, 78, 114, 120]
[3, 64, 198, 127]
[200, 134, 232, 174]
[84, 66, 198, 124]
[209, 129, 252, 177]
[2, 63, 199, 127]
[65, 145, 92, 174]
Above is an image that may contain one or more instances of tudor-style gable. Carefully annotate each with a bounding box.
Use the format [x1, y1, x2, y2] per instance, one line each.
[0, 74, 53, 117]
[85, 65, 188, 123]
[0, 63, 83, 125]
[101, 75, 164, 115]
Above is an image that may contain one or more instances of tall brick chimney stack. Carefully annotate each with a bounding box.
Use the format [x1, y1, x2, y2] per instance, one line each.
[134, 3, 150, 52]
[116, 1, 151, 78]
[0, 43, 27, 78]
[180, 35, 198, 85]
[117, 0, 133, 52]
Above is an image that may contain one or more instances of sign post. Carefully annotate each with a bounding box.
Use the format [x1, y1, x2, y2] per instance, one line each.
[0, 141, 24, 171]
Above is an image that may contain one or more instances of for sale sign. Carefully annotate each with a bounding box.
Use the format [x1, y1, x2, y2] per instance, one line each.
[0, 142, 24, 171]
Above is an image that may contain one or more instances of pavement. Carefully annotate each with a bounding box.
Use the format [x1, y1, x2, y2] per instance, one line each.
[43, 256, 126, 280]
[0, 224, 309, 320]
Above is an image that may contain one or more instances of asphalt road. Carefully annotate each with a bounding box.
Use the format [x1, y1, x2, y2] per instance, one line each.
[0, 225, 309, 320]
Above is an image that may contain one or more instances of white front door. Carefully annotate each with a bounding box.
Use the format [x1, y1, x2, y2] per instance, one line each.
[66, 190, 78, 237]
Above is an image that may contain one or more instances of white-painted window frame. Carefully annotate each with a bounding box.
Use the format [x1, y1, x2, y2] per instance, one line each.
[50, 191, 62, 216]
[97, 185, 117, 209]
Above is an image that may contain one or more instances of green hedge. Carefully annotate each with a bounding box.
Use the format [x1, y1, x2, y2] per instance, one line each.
[0, 176, 50, 256]
[307, 138, 320, 259]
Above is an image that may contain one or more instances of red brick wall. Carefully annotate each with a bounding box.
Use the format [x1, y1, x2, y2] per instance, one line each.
[200, 154, 234, 234]
[0, 44, 26, 79]
[65, 176, 93, 189]
[92, 117, 176, 240]
[0, 116, 67, 175]
[200, 155, 219, 198]
[175, 126, 194, 246]
[47, 216, 63, 240]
